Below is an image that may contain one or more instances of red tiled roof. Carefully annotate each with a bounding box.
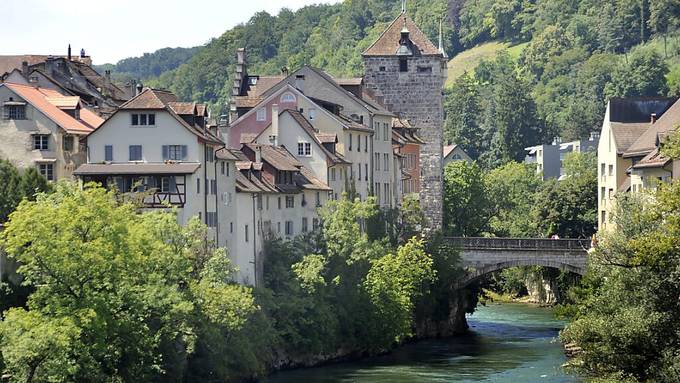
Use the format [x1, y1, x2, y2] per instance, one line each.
[168, 102, 196, 115]
[3, 82, 95, 134]
[363, 14, 442, 56]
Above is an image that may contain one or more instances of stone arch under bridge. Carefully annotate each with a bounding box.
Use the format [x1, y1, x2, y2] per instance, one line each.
[445, 237, 590, 289]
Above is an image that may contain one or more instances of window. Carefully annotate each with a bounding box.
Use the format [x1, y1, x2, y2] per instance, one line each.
[417, 66, 432, 73]
[349, 133, 353, 151]
[62, 135, 74, 152]
[358, 163, 362, 180]
[608, 188, 613, 199]
[331, 168, 336, 181]
[278, 197, 282, 209]
[285, 221, 293, 236]
[316, 191, 321, 207]
[357, 134, 361, 151]
[221, 161, 225, 175]
[285, 196, 295, 208]
[245, 224, 249, 242]
[230, 222, 233, 233]
[281, 93, 296, 103]
[384, 183, 389, 205]
[131, 113, 155, 126]
[379, 66, 386, 72]
[600, 187, 605, 202]
[608, 165, 613, 176]
[297, 142, 311, 157]
[399, 59, 408, 72]
[375, 182, 381, 204]
[105, 145, 113, 161]
[600, 163, 605, 178]
[309, 108, 316, 120]
[365, 136, 368, 152]
[163, 145, 187, 161]
[38, 163, 54, 181]
[302, 217, 308, 233]
[384, 153, 389, 171]
[205, 148, 214, 163]
[161, 177, 174, 193]
[206, 212, 217, 228]
[601, 211, 606, 224]
[383, 123, 389, 141]
[226, 162, 230, 176]
[365, 164, 368, 181]
[375, 153, 381, 170]
[129, 145, 142, 161]
[313, 218, 319, 230]
[256, 108, 266, 121]
[211, 179, 217, 195]
[277, 222, 281, 233]
[197, 178, 201, 194]
[3, 104, 26, 120]
[33, 135, 49, 150]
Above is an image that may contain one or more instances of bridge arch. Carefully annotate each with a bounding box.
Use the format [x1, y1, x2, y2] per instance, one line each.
[445, 237, 590, 289]
[455, 259, 585, 289]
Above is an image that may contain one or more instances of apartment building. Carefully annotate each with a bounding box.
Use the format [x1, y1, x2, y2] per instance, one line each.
[0, 82, 103, 180]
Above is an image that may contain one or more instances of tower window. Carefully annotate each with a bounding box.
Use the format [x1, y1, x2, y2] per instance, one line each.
[379, 66, 386, 72]
[399, 59, 408, 72]
[417, 66, 432, 73]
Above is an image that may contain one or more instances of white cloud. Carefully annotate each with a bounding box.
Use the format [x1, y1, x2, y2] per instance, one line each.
[1, 0, 341, 64]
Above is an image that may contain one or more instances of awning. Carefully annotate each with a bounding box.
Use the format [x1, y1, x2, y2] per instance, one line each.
[74, 162, 201, 176]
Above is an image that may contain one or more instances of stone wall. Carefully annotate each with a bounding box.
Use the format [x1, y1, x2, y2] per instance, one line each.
[363, 55, 445, 230]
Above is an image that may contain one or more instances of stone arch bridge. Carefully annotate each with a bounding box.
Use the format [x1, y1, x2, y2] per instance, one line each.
[446, 237, 591, 288]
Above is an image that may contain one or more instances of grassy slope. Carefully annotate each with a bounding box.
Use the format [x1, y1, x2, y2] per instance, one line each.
[446, 41, 528, 87]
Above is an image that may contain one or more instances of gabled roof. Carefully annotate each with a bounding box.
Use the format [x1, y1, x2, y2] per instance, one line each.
[610, 122, 650, 154]
[113, 88, 221, 145]
[2, 82, 98, 134]
[242, 143, 301, 172]
[632, 148, 671, 169]
[168, 102, 196, 115]
[45, 96, 80, 109]
[624, 98, 680, 158]
[363, 14, 442, 57]
[444, 144, 459, 158]
[282, 109, 350, 165]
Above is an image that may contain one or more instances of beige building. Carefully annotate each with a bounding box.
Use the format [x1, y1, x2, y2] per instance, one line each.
[0, 82, 103, 180]
[443, 144, 472, 166]
[597, 98, 677, 230]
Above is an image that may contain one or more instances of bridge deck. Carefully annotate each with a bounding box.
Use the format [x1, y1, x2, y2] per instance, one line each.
[446, 237, 590, 252]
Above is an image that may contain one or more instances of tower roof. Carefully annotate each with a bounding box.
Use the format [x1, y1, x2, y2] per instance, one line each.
[363, 14, 442, 57]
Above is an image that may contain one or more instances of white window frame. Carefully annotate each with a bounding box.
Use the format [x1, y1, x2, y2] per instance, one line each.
[297, 142, 312, 157]
[33, 135, 49, 151]
[281, 93, 296, 103]
[256, 108, 266, 121]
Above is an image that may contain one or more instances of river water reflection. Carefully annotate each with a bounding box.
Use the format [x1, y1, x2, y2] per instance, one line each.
[262, 303, 580, 383]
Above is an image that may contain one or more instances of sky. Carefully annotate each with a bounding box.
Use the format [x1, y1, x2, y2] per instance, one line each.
[2, 0, 341, 65]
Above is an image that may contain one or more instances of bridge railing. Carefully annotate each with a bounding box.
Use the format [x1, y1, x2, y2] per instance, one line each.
[446, 237, 590, 252]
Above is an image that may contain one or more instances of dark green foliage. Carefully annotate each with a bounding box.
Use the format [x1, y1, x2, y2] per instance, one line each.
[0, 160, 22, 223]
[531, 152, 597, 238]
[96, 46, 202, 80]
[606, 45, 670, 97]
[443, 161, 491, 236]
[444, 72, 483, 158]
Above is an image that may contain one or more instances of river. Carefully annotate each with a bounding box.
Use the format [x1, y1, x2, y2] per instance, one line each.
[262, 303, 579, 383]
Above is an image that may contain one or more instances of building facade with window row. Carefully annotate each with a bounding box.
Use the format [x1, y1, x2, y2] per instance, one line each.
[0, 82, 103, 180]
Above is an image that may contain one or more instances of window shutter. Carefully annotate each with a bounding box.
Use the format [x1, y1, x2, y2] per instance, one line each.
[162, 145, 168, 160]
[181, 145, 188, 160]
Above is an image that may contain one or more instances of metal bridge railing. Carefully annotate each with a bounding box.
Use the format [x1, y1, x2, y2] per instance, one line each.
[446, 237, 590, 252]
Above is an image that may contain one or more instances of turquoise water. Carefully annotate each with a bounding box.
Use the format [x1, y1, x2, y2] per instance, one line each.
[262, 303, 579, 382]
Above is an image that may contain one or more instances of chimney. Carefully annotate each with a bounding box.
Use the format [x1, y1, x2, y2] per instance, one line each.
[68, 44, 72, 61]
[80, 48, 85, 58]
[21, 61, 29, 77]
[255, 145, 262, 163]
[651, 113, 658, 124]
[135, 83, 143, 96]
[295, 75, 305, 93]
[271, 104, 279, 145]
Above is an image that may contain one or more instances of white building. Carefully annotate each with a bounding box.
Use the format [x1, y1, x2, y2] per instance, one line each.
[0, 82, 103, 180]
[74, 88, 231, 245]
[525, 135, 599, 181]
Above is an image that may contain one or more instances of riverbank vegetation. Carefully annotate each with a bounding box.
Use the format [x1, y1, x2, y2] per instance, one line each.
[558, 134, 680, 382]
[0, 184, 460, 382]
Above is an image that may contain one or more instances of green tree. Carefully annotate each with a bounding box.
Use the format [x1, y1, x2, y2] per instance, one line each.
[20, 168, 51, 202]
[531, 151, 597, 238]
[0, 160, 22, 223]
[443, 161, 491, 236]
[485, 161, 542, 237]
[606, 46, 670, 98]
[444, 72, 483, 159]
[0, 183, 256, 382]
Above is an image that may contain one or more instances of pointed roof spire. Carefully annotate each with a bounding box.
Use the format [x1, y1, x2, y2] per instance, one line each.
[402, 0, 406, 14]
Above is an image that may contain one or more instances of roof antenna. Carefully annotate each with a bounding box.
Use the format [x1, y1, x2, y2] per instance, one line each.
[401, 0, 406, 14]
[438, 17, 448, 57]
